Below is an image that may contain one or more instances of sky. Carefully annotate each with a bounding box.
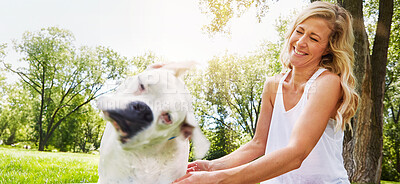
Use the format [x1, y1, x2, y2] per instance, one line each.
[0, 0, 307, 80]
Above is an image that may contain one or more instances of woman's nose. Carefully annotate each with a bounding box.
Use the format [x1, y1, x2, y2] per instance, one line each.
[296, 35, 307, 47]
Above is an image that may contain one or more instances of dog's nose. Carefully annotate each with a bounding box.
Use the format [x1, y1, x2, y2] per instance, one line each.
[105, 101, 153, 141]
[127, 101, 153, 122]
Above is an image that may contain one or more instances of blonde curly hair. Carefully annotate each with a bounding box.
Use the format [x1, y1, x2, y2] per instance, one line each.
[279, 1, 359, 131]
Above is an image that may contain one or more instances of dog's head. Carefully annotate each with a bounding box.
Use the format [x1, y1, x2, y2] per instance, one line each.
[97, 62, 209, 158]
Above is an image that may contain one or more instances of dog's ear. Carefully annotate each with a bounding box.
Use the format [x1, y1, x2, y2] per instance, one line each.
[148, 61, 197, 78]
[182, 113, 210, 159]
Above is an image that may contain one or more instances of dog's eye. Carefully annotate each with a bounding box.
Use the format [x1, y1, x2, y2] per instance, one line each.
[133, 83, 146, 95]
[161, 112, 172, 124]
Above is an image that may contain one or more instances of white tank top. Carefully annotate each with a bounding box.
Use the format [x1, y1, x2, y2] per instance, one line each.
[261, 68, 350, 184]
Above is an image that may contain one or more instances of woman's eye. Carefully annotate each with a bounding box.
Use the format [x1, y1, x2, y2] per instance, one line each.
[296, 30, 303, 34]
[310, 37, 318, 42]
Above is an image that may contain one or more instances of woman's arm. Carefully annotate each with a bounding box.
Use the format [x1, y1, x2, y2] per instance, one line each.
[189, 76, 279, 172]
[215, 72, 342, 184]
[176, 72, 342, 184]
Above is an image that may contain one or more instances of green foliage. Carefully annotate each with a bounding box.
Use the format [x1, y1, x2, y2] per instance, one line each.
[382, 0, 400, 181]
[0, 43, 6, 61]
[183, 12, 287, 159]
[0, 83, 35, 145]
[199, 0, 273, 36]
[0, 146, 98, 183]
[0, 26, 161, 152]
[48, 98, 105, 153]
[129, 52, 160, 76]
[381, 181, 400, 184]
[363, 0, 379, 54]
[203, 122, 251, 160]
[186, 43, 282, 159]
[0, 43, 6, 100]
[2, 27, 129, 151]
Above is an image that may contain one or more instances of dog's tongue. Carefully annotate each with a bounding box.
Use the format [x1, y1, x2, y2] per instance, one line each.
[109, 120, 128, 137]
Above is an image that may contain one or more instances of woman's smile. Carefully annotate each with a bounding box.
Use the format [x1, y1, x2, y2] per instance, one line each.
[293, 46, 308, 56]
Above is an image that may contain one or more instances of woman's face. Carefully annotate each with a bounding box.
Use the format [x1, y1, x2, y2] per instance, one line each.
[288, 17, 332, 68]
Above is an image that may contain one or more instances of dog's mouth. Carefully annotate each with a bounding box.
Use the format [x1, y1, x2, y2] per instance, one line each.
[104, 101, 154, 143]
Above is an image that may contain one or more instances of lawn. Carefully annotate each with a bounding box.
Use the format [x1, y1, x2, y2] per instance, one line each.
[1, 146, 399, 184]
[0, 146, 99, 183]
[382, 181, 400, 184]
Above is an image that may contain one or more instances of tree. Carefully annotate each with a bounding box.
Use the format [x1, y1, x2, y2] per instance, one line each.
[198, 0, 273, 36]
[340, 0, 394, 182]
[381, 0, 400, 180]
[0, 43, 6, 99]
[44, 52, 160, 153]
[2, 27, 129, 151]
[199, 0, 395, 183]
[206, 54, 266, 136]
[0, 83, 35, 144]
[186, 58, 250, 160]
[0, 44, 34, 145]
[129, 52, 160, 75]
[0, 43, 5, 60]
[46, 94, 106, 153]
[186, 39, 282, 158]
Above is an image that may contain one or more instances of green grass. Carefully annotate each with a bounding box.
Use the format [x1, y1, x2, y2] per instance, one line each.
[1, 146, 400, 184]
[0, 146, 99, 184]
[382, 181, 400, 184]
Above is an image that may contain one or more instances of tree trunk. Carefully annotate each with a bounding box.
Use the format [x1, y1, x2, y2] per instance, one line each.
[369, 0, 394, 181]
[39, 139, 45, 151]
[5, 130, 16, 145]
[342, 0, 393, 183]
[341, 0, 371, 181]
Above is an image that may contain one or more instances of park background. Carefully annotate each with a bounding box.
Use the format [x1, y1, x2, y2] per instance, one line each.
[0, 0, 399, 183]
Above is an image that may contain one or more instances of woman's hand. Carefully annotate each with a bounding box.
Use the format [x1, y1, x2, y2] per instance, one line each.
[186, 160, 212, 173]
[173, 160, 226, 184]
[172, 171, 221, 184]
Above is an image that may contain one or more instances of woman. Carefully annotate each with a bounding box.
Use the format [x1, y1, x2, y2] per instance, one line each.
[173, 1, 359, 184]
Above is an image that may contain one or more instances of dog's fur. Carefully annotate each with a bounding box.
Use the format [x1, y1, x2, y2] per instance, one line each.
[96, 62, 209, 184]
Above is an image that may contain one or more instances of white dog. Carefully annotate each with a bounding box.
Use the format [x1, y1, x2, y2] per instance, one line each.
[96, 62, 209, 184]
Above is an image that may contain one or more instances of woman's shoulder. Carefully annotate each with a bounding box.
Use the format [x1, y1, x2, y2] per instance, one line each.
[316, 69, 341, 85]
[312, 69, 342, 98]
[265, 73, 284, 85]
[263, 73, 285, 94]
